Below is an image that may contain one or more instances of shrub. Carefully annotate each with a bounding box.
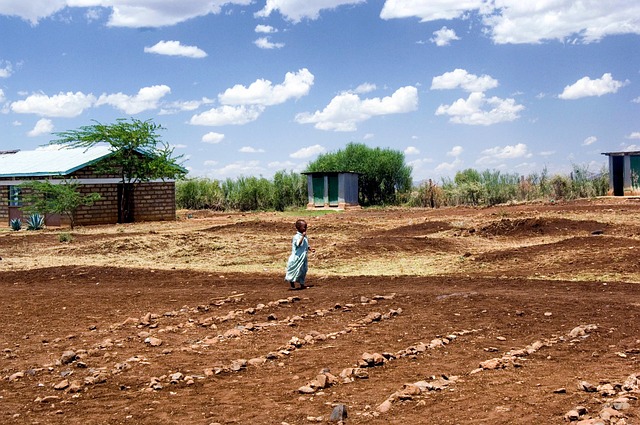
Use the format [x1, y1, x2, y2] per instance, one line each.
[10, 218, 22, 231]
[59, 232, 73, 243]
[26, 213, 45, 231]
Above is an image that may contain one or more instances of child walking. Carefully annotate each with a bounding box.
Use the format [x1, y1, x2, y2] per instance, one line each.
[285, 219, 314, 290]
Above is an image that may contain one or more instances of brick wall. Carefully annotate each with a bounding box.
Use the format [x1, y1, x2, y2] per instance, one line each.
[2, 165, 177, 226]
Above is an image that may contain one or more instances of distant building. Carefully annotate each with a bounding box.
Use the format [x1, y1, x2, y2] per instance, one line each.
[601, 151, 640, 196]
[0, 146, 179, 227]
[301, 171, 360, 210]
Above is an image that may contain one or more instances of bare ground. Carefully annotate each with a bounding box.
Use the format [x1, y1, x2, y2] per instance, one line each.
[1, 197, 639, 425]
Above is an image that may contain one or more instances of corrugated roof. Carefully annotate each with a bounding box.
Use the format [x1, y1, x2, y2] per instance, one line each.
[0, 145, 114, 177]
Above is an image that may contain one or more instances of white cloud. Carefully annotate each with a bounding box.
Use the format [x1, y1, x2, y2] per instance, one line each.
[27, 118, 54, 137]
[202, 132, 225, 144]
[11, 91, 96, 117]
[290, 144, 326, 159]
[268, 160, 297, 170]
[159, 97, 215, 115]
[633, 97, 640, 104]
[539, 150, 556, 156]
[476, 143, 531, 165]
[583, 136, 597, 146]
[296, 86, 418, 131]
[435, 92, 524, 125]
[447, 145, 463, 157]
[255, 24, 277, 33]
[0, 61, 13, 78]
[144, 40, 207, 58]
[380, 0, 640, 44]
[353, 83, 377, 94]
[254, 37, 285, 49]
[207, 160, 265, 178]
[256, 0, 365, 23]
[483, 1, 640, 44]
[189, 105, 265, 126]
[0, 0, 254, 27]
[381, 0, 486, 21]
[435, 157, 463, 173]
[431, 69, 499, 93]
[239, 146, 265, 153]
[626, 132, 640, 140]
[0, 88, 5, 103]
[363, 133, 374, 140]
[96, 85, 171, 114]
[431, 26, 460, 46]
[404, 146, 420, 155]
[559, 73, 628, 100]
[219, 68, 313, 106]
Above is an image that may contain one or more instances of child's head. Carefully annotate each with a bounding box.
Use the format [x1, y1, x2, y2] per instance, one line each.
[295, 219, 307, 232]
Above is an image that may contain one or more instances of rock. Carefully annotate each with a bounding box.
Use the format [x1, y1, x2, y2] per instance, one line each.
[329, 404, 348, 422]
[230, 359, 247, 372]
[569, 326, 586, 338]
[298, 385, 315, 394]
[54, 379, 70, 390]
[68, 380, 83, 393]
[597, 383, 616, 396]
[376, 399, 393, 413]
[578, 381, 597, 392]
[480, 358, 503, 370]
[60, 350, 76, 364]
[553, 387, 567, 394]
[144, 337, 163, 347]
[8, 372, 24, 382]
[599, 407, 622, 421]
[612, 397, 630, 411]
[564, 409, 580, 421]
[248, 357, 266, 366]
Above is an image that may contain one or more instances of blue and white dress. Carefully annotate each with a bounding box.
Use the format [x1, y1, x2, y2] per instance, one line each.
[285, 231, 309, 285]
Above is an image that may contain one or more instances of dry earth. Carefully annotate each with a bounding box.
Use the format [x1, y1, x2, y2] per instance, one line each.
[1, 197, 640, 425]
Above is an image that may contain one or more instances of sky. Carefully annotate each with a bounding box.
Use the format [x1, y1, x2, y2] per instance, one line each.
[0, 1, 639, 183]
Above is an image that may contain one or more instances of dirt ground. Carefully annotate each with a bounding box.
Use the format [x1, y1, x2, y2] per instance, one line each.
[1, 197, 640, 425]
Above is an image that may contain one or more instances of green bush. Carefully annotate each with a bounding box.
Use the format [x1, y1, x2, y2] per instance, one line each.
[10, 218, 22, 231]
[26, 214, 45, 231]
[59, 232, 73, 243]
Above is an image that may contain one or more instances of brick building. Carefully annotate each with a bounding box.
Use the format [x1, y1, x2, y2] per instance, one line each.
[0, 146, 179, 227]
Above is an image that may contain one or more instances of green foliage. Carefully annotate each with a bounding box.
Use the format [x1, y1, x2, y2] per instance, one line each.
[59, 232, 73, 243]
[306, 142, 412, 206]
[176, 178, 226, 210]
[51, 118, 186, 184]
[19, 179, 101, 229]
[176, 171, 307, 212]
[26, 213, 45, 231]
[51, 118, 186, 223]
[410, 164, 610, 207]
[10, 218, 22, 231]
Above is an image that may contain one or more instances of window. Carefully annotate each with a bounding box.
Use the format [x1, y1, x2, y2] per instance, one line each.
[9, 186, 21, 207]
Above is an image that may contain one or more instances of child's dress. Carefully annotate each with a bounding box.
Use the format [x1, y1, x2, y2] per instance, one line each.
[285, 231, 308, 286]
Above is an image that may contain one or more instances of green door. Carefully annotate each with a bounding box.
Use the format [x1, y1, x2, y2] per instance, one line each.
[328, 175, 339, 206]
[312, 176, 324, 206]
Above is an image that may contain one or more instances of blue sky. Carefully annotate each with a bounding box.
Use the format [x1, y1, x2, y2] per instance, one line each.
[1, 1, 639, 182]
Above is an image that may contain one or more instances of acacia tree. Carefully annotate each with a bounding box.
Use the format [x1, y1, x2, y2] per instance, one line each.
[305, 142, 412, 205]
[19, 179, 101, 229]
[51, 118, 186, 223]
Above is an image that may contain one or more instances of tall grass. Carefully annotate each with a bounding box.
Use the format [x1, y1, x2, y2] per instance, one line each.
[176, 171, 307, 212]
[410, 164, 609, 207]
[178, 165, 610, 212]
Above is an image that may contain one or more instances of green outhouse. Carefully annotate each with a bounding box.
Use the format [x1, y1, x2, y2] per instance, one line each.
[302, 171, 360, 210]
